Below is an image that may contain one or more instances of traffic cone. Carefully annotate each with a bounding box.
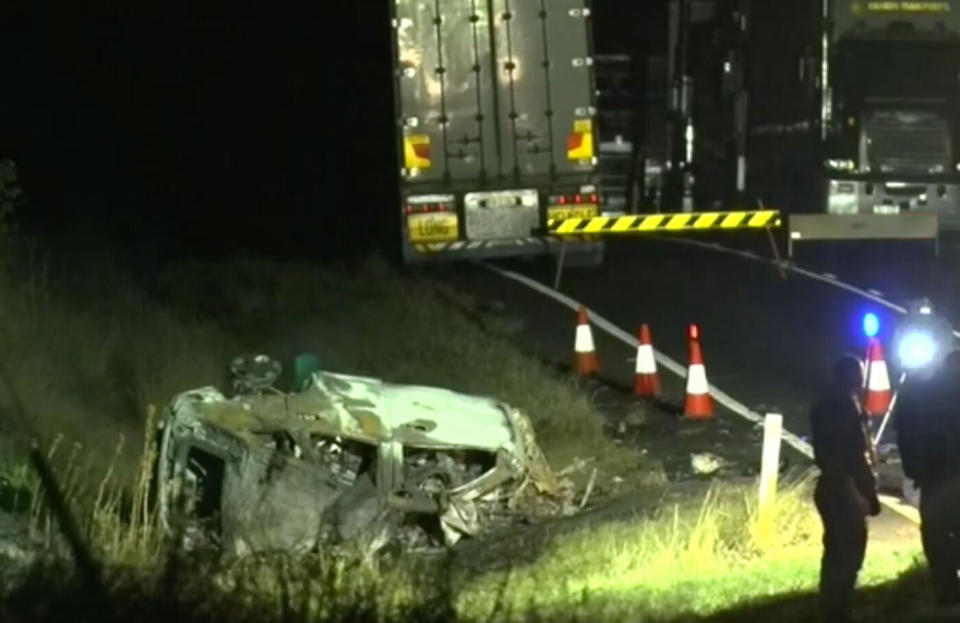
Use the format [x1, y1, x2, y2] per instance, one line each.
[634, 324, 660, 397]
[863, 338, 892, 418]
[574, 306, 599, 376]
[685, 325, 713, 419]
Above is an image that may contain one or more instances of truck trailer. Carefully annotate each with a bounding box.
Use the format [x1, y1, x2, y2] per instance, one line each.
[390, 0, 604, 263]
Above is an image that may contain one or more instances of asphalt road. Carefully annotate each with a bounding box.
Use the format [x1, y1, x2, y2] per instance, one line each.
[429, 231, 960, 446]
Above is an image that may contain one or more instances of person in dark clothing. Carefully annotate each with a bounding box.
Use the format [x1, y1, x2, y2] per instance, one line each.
[896, 349, 960, 607]
[809, 354, 881, 623]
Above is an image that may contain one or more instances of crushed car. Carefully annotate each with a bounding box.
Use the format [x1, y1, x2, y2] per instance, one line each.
[156, 354, 573, 555]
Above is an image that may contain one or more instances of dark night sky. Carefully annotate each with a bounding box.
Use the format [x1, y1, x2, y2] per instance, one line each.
[0, 1, 664, 260]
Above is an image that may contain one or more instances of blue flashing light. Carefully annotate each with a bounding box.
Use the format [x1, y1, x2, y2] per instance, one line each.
[863, 313, 880, 338]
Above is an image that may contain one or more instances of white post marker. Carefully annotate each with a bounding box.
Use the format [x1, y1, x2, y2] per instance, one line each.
[758, 413, 783, 526]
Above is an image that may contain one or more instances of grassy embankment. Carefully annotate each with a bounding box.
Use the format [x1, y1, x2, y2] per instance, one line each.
[0, 244, 928, 622]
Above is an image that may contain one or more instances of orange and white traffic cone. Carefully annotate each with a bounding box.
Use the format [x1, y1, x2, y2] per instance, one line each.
[685, 324, 713, 419]
[634, 324, 660, 397]
[863, 338, 892, 418]
[574, 306, 599, 376]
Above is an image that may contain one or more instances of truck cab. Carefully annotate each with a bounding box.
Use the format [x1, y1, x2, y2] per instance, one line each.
[823, 11, 960, 221]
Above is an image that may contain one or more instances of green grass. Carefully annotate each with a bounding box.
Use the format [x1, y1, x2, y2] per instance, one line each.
[449, 475, 923, 621]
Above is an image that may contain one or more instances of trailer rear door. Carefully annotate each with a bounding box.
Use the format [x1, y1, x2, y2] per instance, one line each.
[394, 0, 597, 185]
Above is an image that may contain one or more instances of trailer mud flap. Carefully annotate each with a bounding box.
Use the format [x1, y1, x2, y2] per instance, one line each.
[788, 213, 940, 258]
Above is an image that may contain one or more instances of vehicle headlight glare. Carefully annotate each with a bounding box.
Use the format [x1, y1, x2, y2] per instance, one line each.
[898, 332, 937, 369]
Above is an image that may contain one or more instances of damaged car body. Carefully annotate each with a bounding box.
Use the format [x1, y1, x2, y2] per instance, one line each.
[156, 354, 570, 555]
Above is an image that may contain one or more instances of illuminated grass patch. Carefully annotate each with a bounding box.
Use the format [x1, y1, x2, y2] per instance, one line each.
[452, 478, 921, 621]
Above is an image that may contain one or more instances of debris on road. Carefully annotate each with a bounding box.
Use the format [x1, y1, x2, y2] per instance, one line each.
[690, 452, 726, 476]
[156, 354, 575, 556]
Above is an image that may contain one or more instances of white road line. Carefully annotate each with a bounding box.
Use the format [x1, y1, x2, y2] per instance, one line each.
[483, 262, 921, 524]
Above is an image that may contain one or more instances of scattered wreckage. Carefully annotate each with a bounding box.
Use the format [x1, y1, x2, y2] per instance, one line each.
[156, 354, 574, 555]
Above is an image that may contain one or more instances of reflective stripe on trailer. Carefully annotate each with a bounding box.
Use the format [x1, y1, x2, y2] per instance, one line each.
[548, 210, 782, 235]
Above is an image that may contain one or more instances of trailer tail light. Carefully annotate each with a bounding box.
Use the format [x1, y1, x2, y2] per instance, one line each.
[548, 193, 599, 208]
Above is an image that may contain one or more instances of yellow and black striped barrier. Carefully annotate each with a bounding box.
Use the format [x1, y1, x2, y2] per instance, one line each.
[547, 210, 782, 235]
